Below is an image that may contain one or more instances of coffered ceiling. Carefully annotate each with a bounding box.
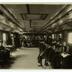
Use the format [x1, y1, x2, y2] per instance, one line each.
[0, 4, 65, 33]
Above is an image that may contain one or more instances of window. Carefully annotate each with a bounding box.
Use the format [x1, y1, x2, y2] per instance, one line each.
[3, 33, 6, 41]
[68, 32, 72, 44]
[3, 33, 7, 46]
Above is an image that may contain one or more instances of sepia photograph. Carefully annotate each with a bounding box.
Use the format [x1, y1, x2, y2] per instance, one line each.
[0, 3, 72, 69]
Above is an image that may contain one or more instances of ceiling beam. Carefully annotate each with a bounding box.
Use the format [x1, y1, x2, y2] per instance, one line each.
[1, 5, 19, 23]
[26, 4, 32, 28]
[26, 4, 30, 14]
[41, 9, 72, 32]
[39, 5, 69, 32]
[1, 4, 24, 31]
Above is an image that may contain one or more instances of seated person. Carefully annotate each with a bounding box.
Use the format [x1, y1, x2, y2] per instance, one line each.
[0, 40, 5, 50]
[0, 40, 10, 61]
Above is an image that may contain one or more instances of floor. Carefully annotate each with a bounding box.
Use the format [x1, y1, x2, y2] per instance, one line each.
[7, 47, 52, 69]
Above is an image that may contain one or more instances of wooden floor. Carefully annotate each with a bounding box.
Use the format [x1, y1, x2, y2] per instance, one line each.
[8, 47, 52, 69]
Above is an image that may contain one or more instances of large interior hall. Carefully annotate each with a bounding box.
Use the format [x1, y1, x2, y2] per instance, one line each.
[0, 4, 72, 69]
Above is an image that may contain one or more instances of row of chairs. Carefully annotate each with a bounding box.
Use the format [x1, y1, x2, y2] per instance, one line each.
[38, 41, 72, 69]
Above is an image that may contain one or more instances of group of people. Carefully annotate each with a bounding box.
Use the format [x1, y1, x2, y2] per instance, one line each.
[37, 37, 72, 69]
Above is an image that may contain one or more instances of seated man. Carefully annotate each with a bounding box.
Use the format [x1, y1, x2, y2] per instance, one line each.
[0, 40, 10, 61]
[38, 41, 51, 67]
[0, 40, 5, 50]
[38, 41, 46, 66]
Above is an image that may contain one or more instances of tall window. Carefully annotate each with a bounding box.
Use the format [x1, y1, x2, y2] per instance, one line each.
[68, 32, 72, 44]
[3, 33, 6, 46]
[3, 33, 6, 41]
